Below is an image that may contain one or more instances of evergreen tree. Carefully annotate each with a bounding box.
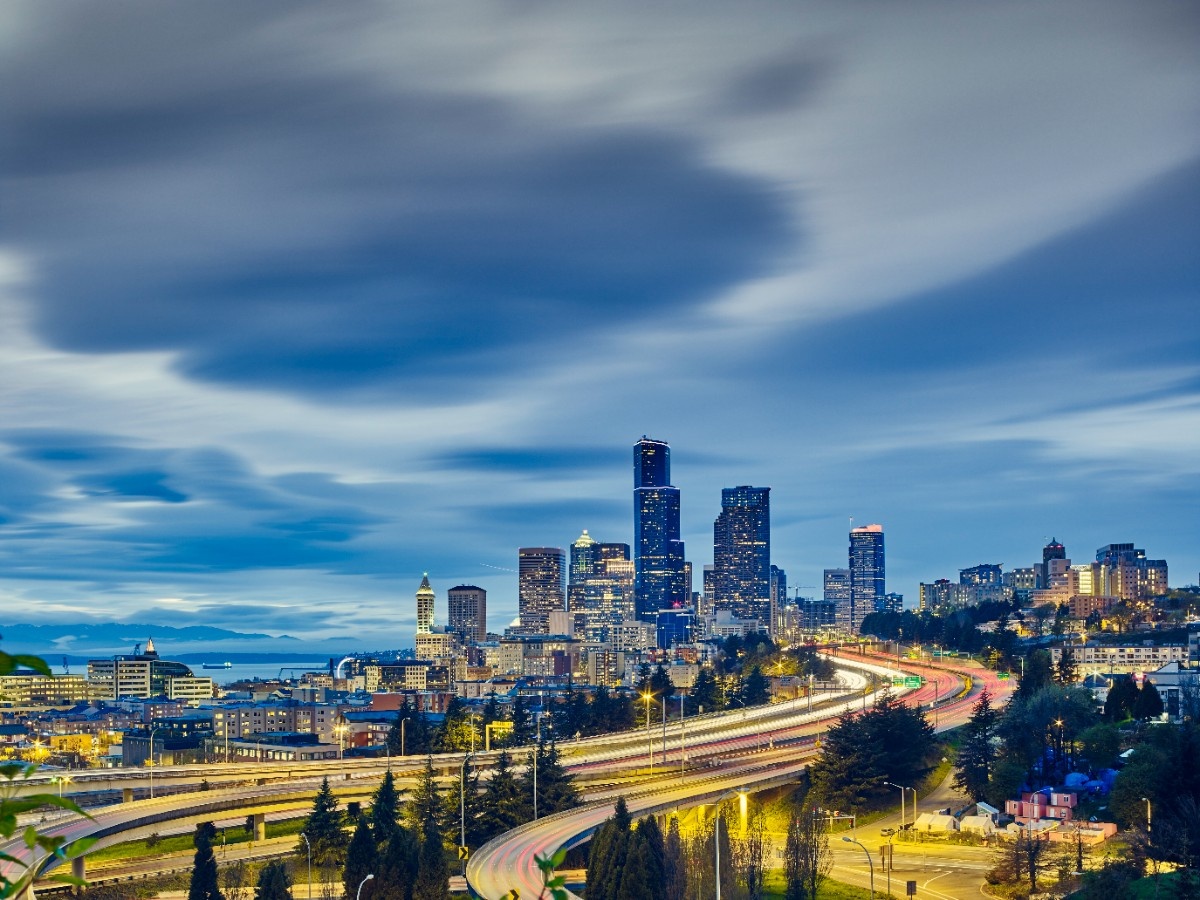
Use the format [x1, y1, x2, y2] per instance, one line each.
[188, 821, 224, 900]
[344, 816, 378, 900]
[405, 757, 444, 839]
[663, 816, 685, 900]
[412, 826, 450, 900]
[372, 770, 401, 844]
[375, 827, 419, 900]
[740, 665, 771, 706]
[616, 833, 654, 900]
[1132, 682, 1164, 720]
[809, 710, 887, 810]
[520, 740, 578, 818]
[1055, 646, 1079, 685]
[1017, 650, 1054, 699]
[510, 695, 535, 746]
[476, 750, 529, 842]
[481, 692, 501, 728]
[954, 690, 998, 802]
[302, 777, 345, 869]
[690, 667, 722, 713]
[588, 798, 632, 900]
[443, 758, 484, 849]
[635, 815, 665, 892]
[650, 665, 673, 698]
[254, 861, 291, 900]
[1104, 675, 1140, 722]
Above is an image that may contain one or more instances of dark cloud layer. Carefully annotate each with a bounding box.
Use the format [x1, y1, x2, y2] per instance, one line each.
[3, 5, 792, 399]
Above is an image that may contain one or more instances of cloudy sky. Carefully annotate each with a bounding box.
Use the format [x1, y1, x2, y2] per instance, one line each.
[2, 1, 1197, 652]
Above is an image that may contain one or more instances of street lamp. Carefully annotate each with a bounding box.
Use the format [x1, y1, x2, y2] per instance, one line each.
[460, 753, 475, 873]
[335, 722, 349, 760]
[355, 873, 374, 900]
[642, 692, 654, 771]
[884, 782, 905, 830]
[300, 832, 312, 899]
[148, 725, 162, 799]
[842, 836, 875, 899]
[1141, 797, 1152, 835]
[713, 789, 744, 900]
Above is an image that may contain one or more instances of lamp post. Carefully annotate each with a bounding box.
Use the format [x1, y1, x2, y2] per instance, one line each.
[678, 694, 686, 780]
[148, 725, 162, 799]
[400, 718, 406, 757]
[842, 836, 874, 899]
[355, 873, 374, 900]
[300, 832, 312, 899]
[335, 722, 348, 760]
[713, 789, 743, 900]
[1141, 796, 1151, 834]
[884, 782, 905, 831]
[460, 753, 475, 873]
[642, 692, 654, 771]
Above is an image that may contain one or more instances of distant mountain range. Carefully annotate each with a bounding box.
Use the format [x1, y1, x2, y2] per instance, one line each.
[0, 622, 298, 656]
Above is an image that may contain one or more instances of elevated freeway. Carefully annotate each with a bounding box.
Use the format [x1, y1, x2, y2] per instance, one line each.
[466, 654, 1014, 899]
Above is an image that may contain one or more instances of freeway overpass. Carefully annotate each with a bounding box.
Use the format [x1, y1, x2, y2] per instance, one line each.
[5, 655, 951, 891]
[466, 656, 1013, 899]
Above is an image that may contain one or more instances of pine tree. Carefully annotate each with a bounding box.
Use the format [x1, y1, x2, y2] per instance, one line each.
[616, 835, 653, 900]
[375, 827, 419, 900]
[188, 821, 224, 900]
[1132, 682, 1164, 720]
[343, 815, 378, 900]
[510, 694, 534, 746]
[302, 777, 345, 869]
[588, 798, 632, 900]
[663, 816, 685, 900]
[520, 740, 578, 818]
[954, 690, 998, 801]
[412, 826, 450, 900]
[740, 665, 771, 706]
[1055, 646, 1079, 684]
[1104, 675, 1140, 721]
[372, 770, 401, 844]
[385, 712, 406, 756]
[476, 750, 529, 842]
[635, 815, 665, 893]
[690, 667, 722, 713]
[254, 861, 291, 900]
[405, 757, 444, 839]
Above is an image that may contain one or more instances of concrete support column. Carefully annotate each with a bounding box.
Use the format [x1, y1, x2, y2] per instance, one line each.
[252, 812, 266, 842]
[122, 788, 133, 803]
[72, 855, 86, 893]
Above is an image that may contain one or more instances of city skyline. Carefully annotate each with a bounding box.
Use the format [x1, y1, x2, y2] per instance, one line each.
[1, 2, 1197, 650]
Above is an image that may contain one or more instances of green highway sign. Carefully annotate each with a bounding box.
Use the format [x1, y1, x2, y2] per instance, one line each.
[904, 676, 922, 688]
[997, 672, 1011, 680]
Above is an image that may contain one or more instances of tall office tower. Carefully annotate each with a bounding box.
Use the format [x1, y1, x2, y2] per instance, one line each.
[712, 486, 771, 622]
[1095, 544, 1168, 600]
[633, 437, 687, 619]
[769, 564, 788, 638]
[568, 529, 599, 613]
[415, 573, 435, 635]
[825, 568, 852, 632]
[849, 523, 885, 634]
[447, 585, 487, 644]
[701, 565, 716, 617]
[518, 547, 566, 634]
[567, 534, 634, 641]
[1040, 538, 1066, 589]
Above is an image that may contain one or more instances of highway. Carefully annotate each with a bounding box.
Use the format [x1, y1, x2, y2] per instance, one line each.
[4, 653, 1003, 894]
[4, 661, 890, 887]
[466, 654, 1013, 899]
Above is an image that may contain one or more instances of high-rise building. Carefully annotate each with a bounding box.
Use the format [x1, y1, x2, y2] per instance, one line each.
[566, 530, 634, 641]
[849, 524, 885, 634]
[633, 437, 687, 619]
[1040, 538, 1066, 589]
[518, 547, 566, 634]
[415, 573, 435, 635]
[770, 564, 788, 638]
[824, 568, 852, 632]
[712, 486, 771, 623]
[447, 585, 487, 644]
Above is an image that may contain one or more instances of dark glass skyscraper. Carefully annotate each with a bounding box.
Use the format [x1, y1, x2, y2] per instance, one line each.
[633, 437, 687, 619]
[518, 547, 565, 634]
[712, 485, 771, 622]
[849, 524, 885, 634]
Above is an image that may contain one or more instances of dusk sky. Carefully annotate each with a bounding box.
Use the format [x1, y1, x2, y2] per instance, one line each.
[2, 2, 1197, 653]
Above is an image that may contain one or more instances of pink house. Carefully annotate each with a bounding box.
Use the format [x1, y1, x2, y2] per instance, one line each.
[1005, 790, 1077, 824]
